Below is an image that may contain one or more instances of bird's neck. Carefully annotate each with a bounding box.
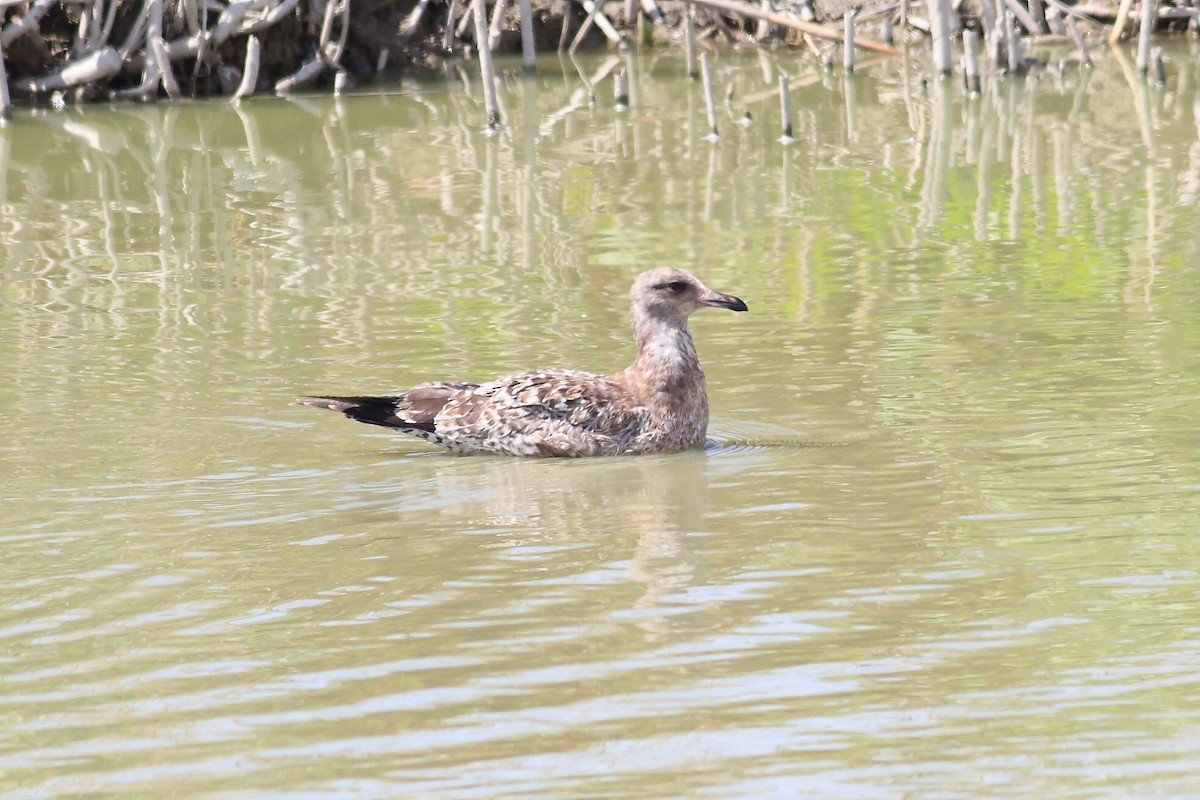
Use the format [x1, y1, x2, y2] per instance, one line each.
[633, 316, 699, 371]
[623, 313, 707, 413]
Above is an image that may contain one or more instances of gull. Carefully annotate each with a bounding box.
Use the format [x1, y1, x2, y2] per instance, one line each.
[297, 267, 748, 457]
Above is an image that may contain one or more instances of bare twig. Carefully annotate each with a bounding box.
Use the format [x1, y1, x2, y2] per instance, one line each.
[930, 0, 954, 73]
[699, 51, 718, 138]
[684, 2, 697, 77]
[963, 28, 981, 92]
[1149, 45, 1164, 84]
[570, 0, 601, 52]
[688, 0, 899, 54]
[1066, 14, 1091, 66]
[444, 0, 461, 49]
[275, 57, 323, 92]
[641, 0, 664, 24]
[0, 0, 56, 47]
[777, 72, 793, 141]
[0, 38, 10, 119]
[581, 0, 625, 45]
[238, 0, 303, 35]
[1135, 0, 1157, 73]
[14, 47, 122, 92]
[1109, 0, 1135, 41]
[519, 0, 536, 70]
[146, 0, 181, 99]
[474, 0, 501, 127]
[843, 8, 856, 72]
[96, 0, 121, 50]
[488, 0, 506, 50]
[233, 34, 260, 99]
[1003, 0, 1039, 34]
[399, 0, 433, 41]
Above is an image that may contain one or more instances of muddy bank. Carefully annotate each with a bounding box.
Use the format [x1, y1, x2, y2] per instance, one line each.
[0, 0, 1188, 112]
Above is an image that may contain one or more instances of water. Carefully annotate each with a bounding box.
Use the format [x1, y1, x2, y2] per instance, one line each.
[3, 41, 1200, 798]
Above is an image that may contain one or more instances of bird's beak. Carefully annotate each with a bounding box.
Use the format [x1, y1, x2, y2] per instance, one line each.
[701, 290, 749, 312]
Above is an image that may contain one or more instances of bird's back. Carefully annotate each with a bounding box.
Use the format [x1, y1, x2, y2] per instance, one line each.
[436, 369, 652, 456]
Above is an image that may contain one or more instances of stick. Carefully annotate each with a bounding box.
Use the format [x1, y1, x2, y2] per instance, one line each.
[238, 0, 301, 34]
[614, 68, 628, 106]
[13, 46, 122, 92]
[90, 0, 106, 46]
[989, 6, 1006, 67]
[317, 0, 337, 60]
[1002, 0, 1038, 34]
[399, 0, 433, 41]
[456, 0, 476, 37]
[519, 0, 535, 71]
[146, 0, 180, 100]
[978, 0, 997, 38]
[578, 0, 623, 44]
[474, 0, 501, 128]
[444, 0, 460, 49]
[777, 72, 792, 140]
[321, 0, 346, 67]
[1045, 4, 1065, 34]
[1028, 0, 1047, 32]
[687, 0, 899, 53]
[706, 10, 738, 44]
[488, 0, 507, 51]
[194, 0, 209, 79]
[0, 0, 56, 47]
[684, 2, 697, 78]
[97, 0, 120, 49]
[554, 1, 568, 49]
[0, 38, 10, 120]
[1004, 10, 1023, 73]
[1066, 14, 1091, 66]
[1149, 45, 1164, 84]
[73, 2, 92, 57]
[640, 0, 664, 25]
[274, 57, 323, 92]
[843, 9, 856, 72]
[699, 52, 718, 139]
[929, 0, 953, 74]
[181, 0, 199, 34]
[1135, 0, 1156, 73]
[233, 34, 260, 100]
[963, 27, 981, 92]
[1109, 0, 1134, 42]
[569, 0, 600, 52]
[125, 0, 264, 69]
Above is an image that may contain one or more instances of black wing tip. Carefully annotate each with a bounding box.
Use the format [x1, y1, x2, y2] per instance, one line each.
[296, 394, 439, 434]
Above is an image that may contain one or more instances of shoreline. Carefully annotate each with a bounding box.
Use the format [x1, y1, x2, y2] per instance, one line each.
[0, 0, 1193, 114]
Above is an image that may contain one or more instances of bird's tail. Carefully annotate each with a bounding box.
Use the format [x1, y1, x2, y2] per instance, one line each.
[296, 395, 417, 430]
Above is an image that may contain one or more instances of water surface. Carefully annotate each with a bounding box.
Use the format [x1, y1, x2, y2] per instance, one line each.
[3, 41, 1200, 798]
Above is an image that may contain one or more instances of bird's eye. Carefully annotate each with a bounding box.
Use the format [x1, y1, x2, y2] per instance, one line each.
[662, 281, 689, 293]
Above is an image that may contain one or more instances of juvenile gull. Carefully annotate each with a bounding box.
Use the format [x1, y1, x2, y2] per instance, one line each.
[297, 268, 748, 457]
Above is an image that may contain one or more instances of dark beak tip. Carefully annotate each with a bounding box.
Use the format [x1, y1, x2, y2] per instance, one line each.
[705, 292, 748, 312]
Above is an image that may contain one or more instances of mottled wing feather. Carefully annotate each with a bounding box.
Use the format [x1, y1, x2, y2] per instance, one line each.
[393, 382, 478, 429]
[436, 369, 651, 456]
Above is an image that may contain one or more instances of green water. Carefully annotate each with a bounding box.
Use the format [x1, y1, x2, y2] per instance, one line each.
[3, 41, 1200, 798]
